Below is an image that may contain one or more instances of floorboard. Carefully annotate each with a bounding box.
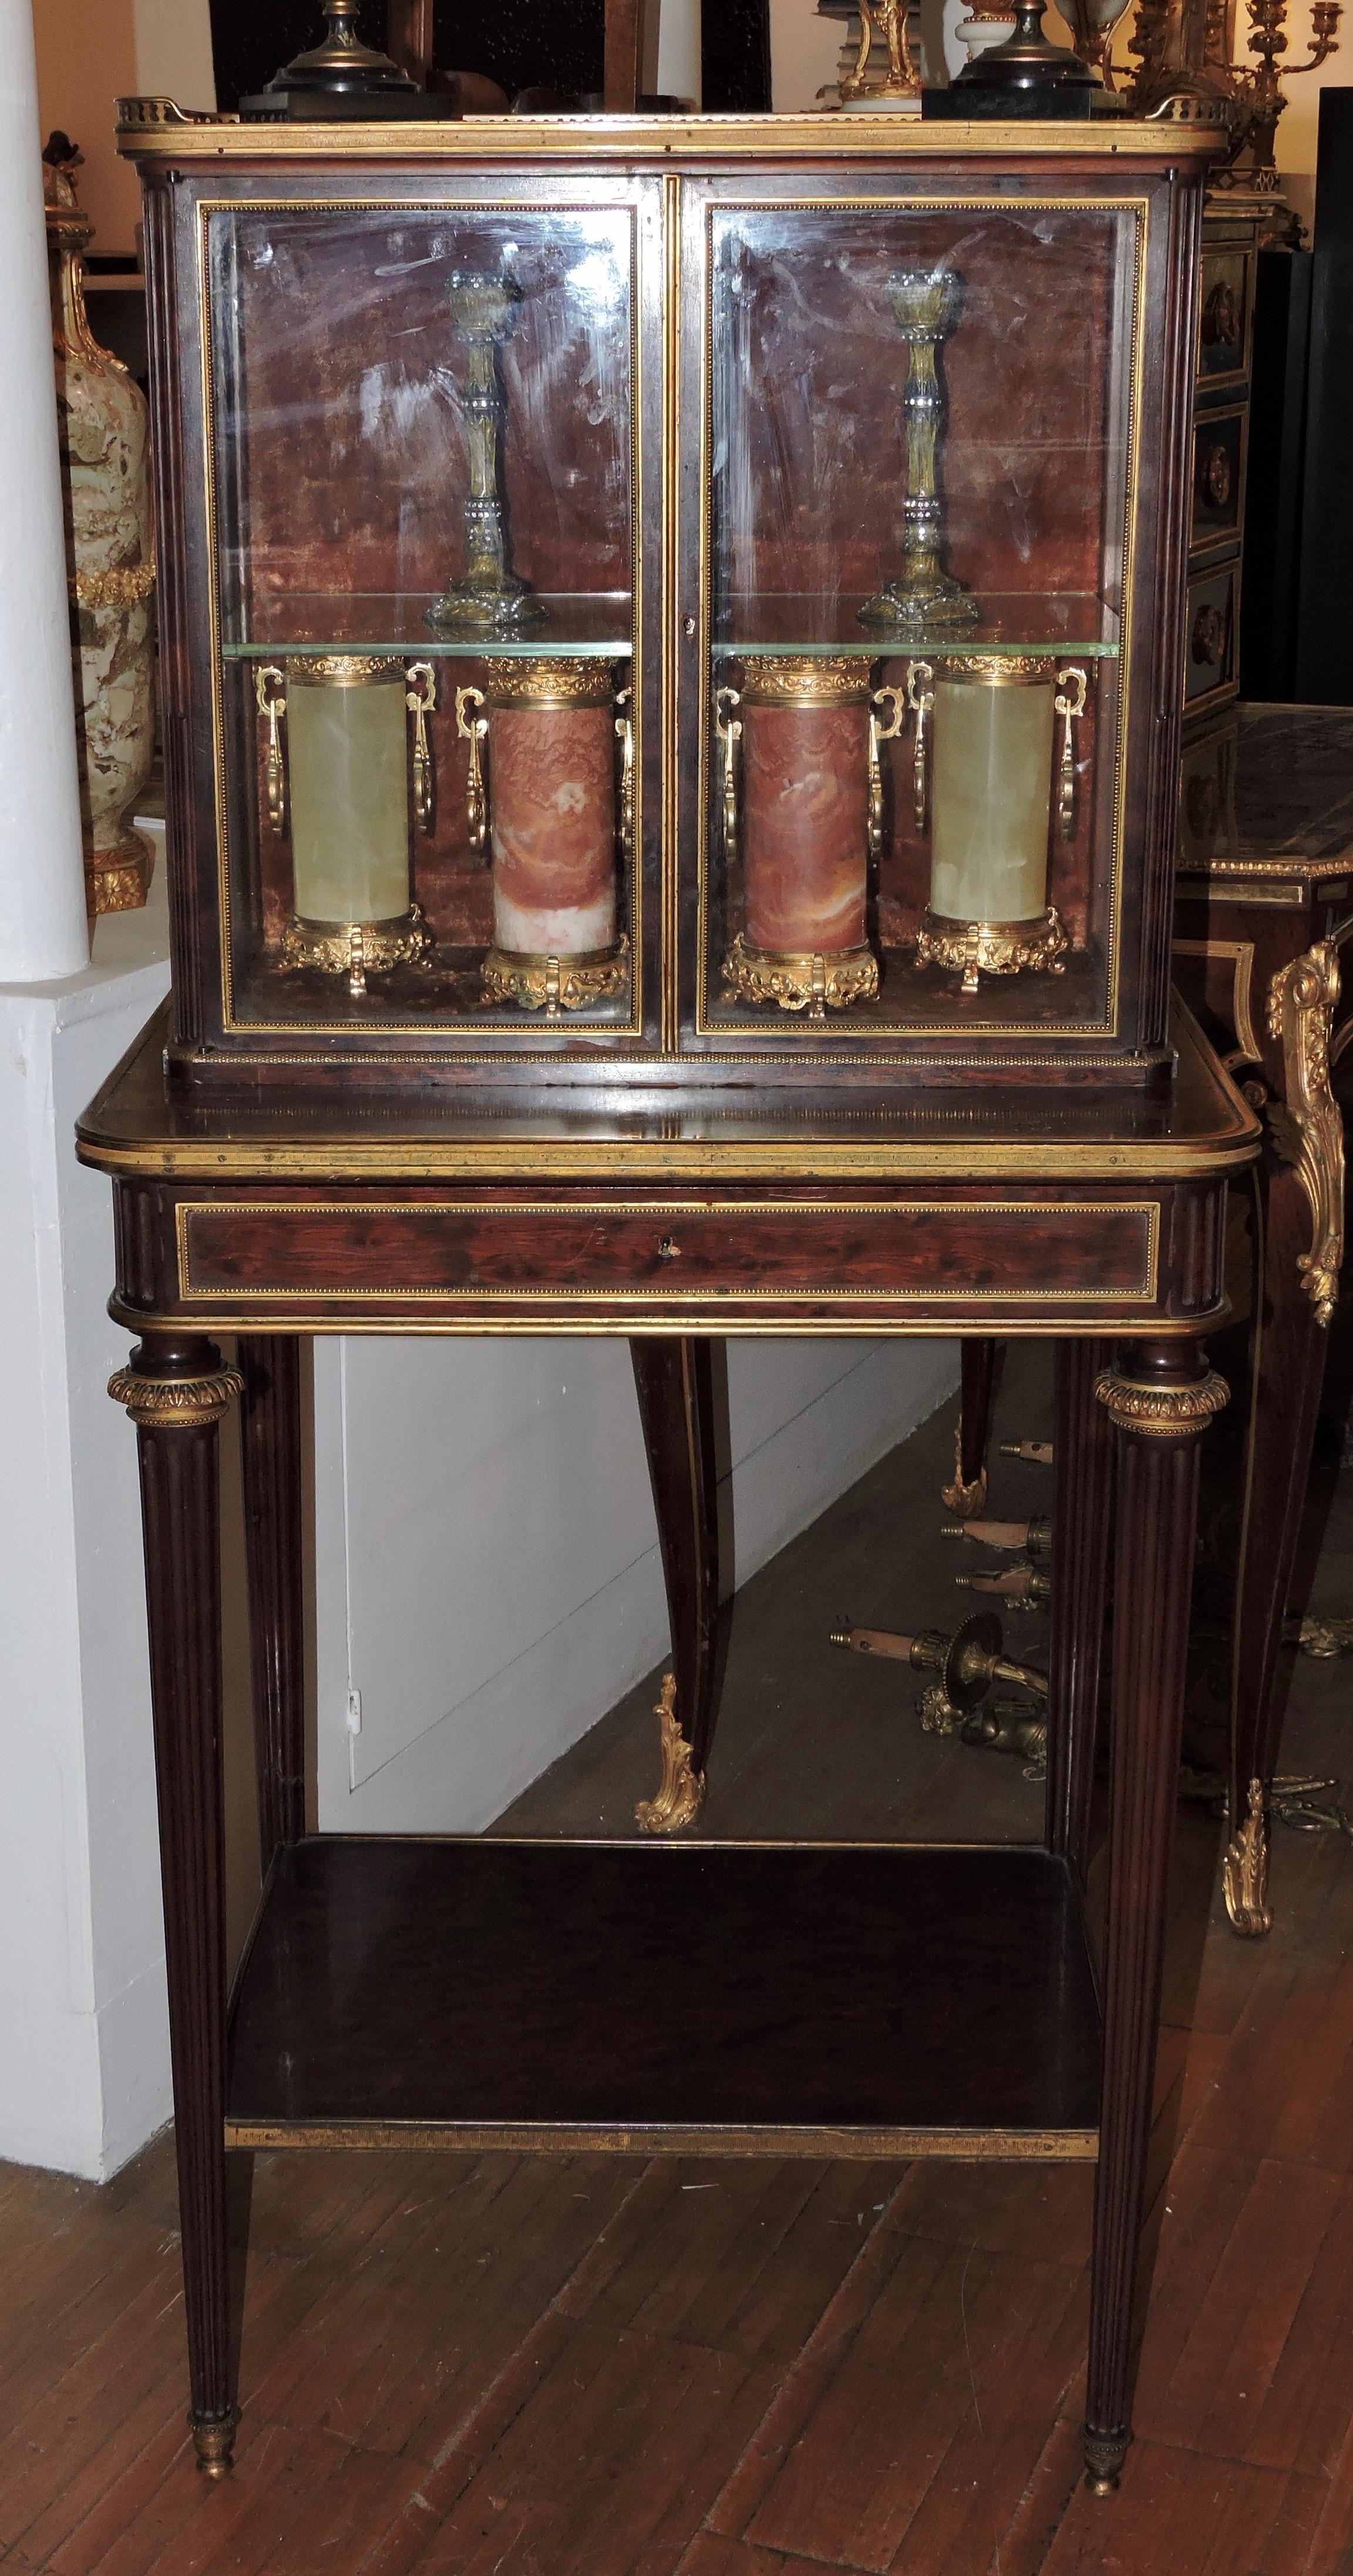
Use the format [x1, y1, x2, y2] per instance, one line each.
[2, 1342, 1352, 2572]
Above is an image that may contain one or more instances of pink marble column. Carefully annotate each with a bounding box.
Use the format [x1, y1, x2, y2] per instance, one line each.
[480, 658, 627, 1014]
[722, 658, 878, 1016]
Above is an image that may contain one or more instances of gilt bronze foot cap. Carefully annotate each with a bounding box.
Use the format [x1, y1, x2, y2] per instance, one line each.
[190, 2408, 240, 2477]
[1082, 2426, 1129, 2495]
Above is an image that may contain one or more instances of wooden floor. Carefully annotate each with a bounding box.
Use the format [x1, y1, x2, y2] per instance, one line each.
[3, 1349, 1353, 2575]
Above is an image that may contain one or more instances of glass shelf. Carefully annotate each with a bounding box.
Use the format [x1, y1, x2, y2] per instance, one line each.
[718, 595, 1121, 659]
[220, 593, 634, 660]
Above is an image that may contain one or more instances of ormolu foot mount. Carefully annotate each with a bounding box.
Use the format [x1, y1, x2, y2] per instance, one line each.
[940, 1513, 1052, 1558]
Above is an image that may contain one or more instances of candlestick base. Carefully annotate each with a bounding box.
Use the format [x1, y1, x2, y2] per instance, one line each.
[721, 934, 880, 1022]
[914, 907, 1068, 994]
[857, 576, 981, 636]
[426, 575, 546, 636]
[280, 905, 433, 997]
[482, 935, 629, 1016]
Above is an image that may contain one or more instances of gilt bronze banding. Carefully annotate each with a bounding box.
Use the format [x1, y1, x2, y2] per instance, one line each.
[108, 1362, 244, 1427]
[480, 655, 618, 709]
[931, 654, 1051, 686]
[736, 656, 873, 709]
[1093, 1368, 1229, 1437]
[286, 654, 403, 686]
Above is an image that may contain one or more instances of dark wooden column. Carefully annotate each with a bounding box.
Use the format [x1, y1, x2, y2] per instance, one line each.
[1083, 1338, 1227, 2496]
[630, 1337, 722, 1831]
[604, 0, 642, 106]
[1225, 941, 1344, 1935]
[943, 1336, 998, 1515]
[385, 0, 433, 83]
[109, 1331, 244, 2479]
[237, 1337, 306, 1867]
[1046, 1338, 1114, 1881]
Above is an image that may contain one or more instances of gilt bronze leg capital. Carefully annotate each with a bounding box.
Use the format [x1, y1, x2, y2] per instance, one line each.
[109, 1334, 243, 1429]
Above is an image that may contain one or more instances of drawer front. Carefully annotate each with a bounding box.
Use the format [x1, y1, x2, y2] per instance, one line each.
[176, 1195, 1162, 1320]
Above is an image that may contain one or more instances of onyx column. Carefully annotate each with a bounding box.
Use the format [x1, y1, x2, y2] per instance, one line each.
[109, 1331, 244, 2477]
[630, 1337, 722, 1832]
[1083, 1338, 1227, 2494]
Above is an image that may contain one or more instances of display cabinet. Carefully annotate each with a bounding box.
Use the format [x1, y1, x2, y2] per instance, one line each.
[122, 104, 1215, 1090]
[92, 91, 1256, 2512]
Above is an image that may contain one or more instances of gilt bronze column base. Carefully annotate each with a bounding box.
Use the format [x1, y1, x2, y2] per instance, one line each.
[482, 935, 628, 1016]
[722, 934, 879, 1021]
[916, 906, 1069, 994]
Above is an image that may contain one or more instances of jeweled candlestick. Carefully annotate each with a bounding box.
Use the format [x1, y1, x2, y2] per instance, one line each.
[429, 267, 543, 635]
[859, 268, 979, 636]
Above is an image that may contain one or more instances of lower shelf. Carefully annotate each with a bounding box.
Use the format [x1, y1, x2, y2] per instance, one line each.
[226, 1837, 1101, 2160]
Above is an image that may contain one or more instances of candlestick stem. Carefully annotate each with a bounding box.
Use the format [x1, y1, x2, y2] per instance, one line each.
[859, 268, 978, 637]
[430, 267, 543, 634]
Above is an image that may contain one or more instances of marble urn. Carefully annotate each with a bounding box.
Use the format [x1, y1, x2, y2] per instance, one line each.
[46, 144, 156, 918]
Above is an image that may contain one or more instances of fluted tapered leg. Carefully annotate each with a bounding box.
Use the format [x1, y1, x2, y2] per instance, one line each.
[110, 1331, 244, 2477]
[237, 1336, 306, 1867]
[1046, 1338, 1114, 1881]
[1083, 1339, 1227, 2495]
[630, 1337, 723, 1831]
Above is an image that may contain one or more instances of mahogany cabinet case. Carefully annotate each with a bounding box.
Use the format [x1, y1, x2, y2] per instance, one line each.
[122, 103, 1217, 1093]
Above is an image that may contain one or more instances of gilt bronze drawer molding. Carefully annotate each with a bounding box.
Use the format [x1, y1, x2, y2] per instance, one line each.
[107, 1360, 244, 1427]
[634, 1672, 705, 1834]
[1221, 1776, 1273, 1939]
[1266, 940, 1344, 1328]
[1093, 1369, 1229, 1436]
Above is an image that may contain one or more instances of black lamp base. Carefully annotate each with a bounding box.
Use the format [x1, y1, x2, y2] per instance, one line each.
[924, 0, 1127, 119]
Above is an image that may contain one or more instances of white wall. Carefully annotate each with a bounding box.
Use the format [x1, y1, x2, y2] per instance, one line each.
[769, 0, 842, 107]
[0, 861, 172, 2179]
[315, 1335, 957, 1833]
